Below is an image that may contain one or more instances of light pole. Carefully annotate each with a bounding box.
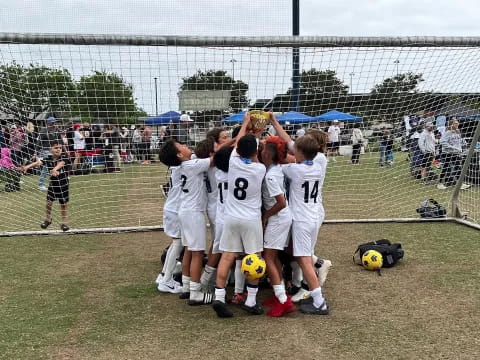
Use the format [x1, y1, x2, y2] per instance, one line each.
[154, 77, 158, 115]
[394, 59, 400, 76]
[230, 59, 237, 80]
[349, 72, 355, 94]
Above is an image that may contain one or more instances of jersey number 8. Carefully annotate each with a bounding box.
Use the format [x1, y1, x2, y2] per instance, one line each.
[233, 177, 248, 200]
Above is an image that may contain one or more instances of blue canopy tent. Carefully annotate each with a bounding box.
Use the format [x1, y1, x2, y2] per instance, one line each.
[144, 111, 181, 125]
[276, 111, 314, 124]
[222, 111, 247, 124]
[314, 110, 363, 123]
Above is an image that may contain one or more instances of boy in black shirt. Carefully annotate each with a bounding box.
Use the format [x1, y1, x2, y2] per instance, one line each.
[23, 140, 71, 231]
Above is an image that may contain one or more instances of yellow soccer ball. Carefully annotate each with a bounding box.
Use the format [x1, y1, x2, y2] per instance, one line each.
[362, 250, 383, 271]
[241, 254, 266, 280]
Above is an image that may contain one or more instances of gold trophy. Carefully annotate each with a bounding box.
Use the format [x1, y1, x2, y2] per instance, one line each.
[248, 110, 270, 131]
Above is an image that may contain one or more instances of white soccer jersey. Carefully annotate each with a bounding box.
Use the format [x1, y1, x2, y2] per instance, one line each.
[282, 162, 324, 222]
[224, 149, 266, 220]
[206, 166, 218, 219]
[215, 168, 228, 225]
[328, 125, 340, 142]
[163, 166, 182, 213]
[178, 158, 211, 213]
[262, 164, 289, 216]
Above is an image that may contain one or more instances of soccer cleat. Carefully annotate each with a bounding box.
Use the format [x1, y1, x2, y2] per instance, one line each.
[213, 300, 234, 318]
[178, 292, 190, 300]
[437, 184, 447, 190]
[157, 279, 183, 294]
[188, 291, 214, 306]
[286, 284, 301, 296]
[461, 183, 471, 190]
[316, 259, 332, 287]
[262, 295, 280, 307]
[300, 300, 329, 315]
[240, 303, 264, 315]
[40, 219, 52, 229]
[60, 224, 69, 232]
[231, 292, 246, 305]
[267, 297, 296, 317]
[38, 185, 48, 191]
[291, 288, 311, 303]
[155, 273, 163, 285]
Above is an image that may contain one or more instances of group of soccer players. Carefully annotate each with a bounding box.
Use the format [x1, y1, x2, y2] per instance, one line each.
[156, 112, 331, 317]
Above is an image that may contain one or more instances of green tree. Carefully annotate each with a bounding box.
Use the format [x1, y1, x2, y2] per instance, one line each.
[0, 62, 76, 121]
[180, 70, 249, 113]
[75, 71, 143, 124]
[370, 72, 425, 121]
[286, 69, 349, 114]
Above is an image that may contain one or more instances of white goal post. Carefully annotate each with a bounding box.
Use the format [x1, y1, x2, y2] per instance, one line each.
[0, 33, 479, 235]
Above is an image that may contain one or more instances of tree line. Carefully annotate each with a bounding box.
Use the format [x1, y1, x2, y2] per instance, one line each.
[1, 62, 474, 126]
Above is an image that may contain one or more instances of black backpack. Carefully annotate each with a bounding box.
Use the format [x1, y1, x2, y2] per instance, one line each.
[353, 239, 404, 268]
[416, 199, 447, 218]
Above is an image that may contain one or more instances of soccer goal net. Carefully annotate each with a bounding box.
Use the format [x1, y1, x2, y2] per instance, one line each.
[0, 34, 479, 234]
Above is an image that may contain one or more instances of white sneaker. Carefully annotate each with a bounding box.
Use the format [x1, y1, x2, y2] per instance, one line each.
[38, 185, 48, 191]
[437, 184, 447, 190]
[157, 279, 183, 294]
[155, 273, 163, 285]
[461, 183, 471, 190]
[292, 288, 311, 303]
[316, 259, 332, 287]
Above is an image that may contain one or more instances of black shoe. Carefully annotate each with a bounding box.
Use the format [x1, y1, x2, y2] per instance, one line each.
[212, 300, 233, 318]
[40, 220, 52, 229]
[179, 292, 190, 300]
[300, 300, 329, 315]
[60, 224, 69, 232]
[240, 303, 264, 315]
[188, 292, 214, 306]
[287, 285, 301, 296]
[300, 296, 314, 305]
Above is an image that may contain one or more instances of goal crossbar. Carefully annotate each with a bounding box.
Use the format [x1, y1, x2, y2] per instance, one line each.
[1, 33, 480, 47]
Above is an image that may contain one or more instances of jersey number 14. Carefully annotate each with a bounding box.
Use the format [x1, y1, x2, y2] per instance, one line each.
[301, 180, 319, 203]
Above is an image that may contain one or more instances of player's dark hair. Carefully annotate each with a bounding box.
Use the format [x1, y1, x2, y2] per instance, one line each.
[295, 135, 318, 160]
[50, 140, 63, 148]
[306, 128, 327, 154]
[237, 134, 257, 159]
[231, 125, 241, 139]
[159, 139, 181, 167]
[195, 138, 214, 159]
[206, 127, 226, 144]
[214, 146, 233, 172]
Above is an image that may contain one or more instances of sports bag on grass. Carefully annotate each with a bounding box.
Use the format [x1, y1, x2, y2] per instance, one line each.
[416, 198, 447, 218]
[353, 239, 404, 268]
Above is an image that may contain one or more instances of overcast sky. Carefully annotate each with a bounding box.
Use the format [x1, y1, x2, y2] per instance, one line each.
[2, 0, 480, 36]
[1, 1, 480, 115]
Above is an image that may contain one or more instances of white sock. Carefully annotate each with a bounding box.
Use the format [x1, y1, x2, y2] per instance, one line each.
[234, 260, 245, 294]
[311, 287, 326, 309]
[312, 255, 318, 264]
[182, 275, 190, 293]
[162, 239, 182, 282]
[291, 261, 302, 288]
[189, 281, 202, 301]
[215, 287, 226, 303]
[200, 265, 216, 287]
[273, 284, 287, 304]
[244, 285, 258, 307]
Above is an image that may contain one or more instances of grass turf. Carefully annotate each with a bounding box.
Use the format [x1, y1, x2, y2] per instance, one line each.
[0, 222, 479, 359]
[2, 151, 478, 233]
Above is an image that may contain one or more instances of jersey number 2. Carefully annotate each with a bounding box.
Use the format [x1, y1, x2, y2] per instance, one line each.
[180, 175, 189, 193]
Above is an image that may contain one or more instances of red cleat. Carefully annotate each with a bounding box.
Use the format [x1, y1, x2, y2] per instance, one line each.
[267, 297, 296, 317]
[263, 295, 280, 307]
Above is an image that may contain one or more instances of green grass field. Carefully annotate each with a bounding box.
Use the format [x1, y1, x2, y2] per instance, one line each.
[1, 151, 478, 233]
[1, 222, 479, 359]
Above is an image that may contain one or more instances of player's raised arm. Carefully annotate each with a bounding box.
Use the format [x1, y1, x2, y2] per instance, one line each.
[234, 112, 251, 148]
[269, 112, 292, 145]
[21, 159, 43, 172]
